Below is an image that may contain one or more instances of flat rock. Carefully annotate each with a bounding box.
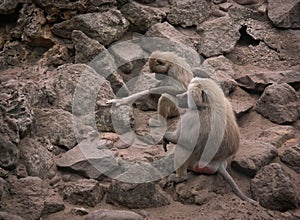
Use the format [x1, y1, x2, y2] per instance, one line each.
[197, 16, 241, 57]
[52, 9, 129, 46]
[85, 209, 144, 220]
[251, 163, 298, 211]
[232, 140, 278, 177]
[267, 0, 300, 28]
[235, 69, 300, 92]
[167, 0, 211, 27]
[0, 211, 25, 220]
[255, 83, 299, 124]
[55, 139, 119, 179]
[280, 143, 300, 173]
[120, 1, 166, 33]
[106, 181, 170, 208]
[228, 87, 255, 116]
[18, 137, 54, 178]
[258, 125, 296, 148]
[59, 179, 104, 207]
[34, 108, 77, 149]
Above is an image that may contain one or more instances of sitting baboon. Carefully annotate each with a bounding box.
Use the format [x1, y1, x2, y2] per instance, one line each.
[163, 77, 256, 203]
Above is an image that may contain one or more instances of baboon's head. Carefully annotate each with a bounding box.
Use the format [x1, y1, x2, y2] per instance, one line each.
[149, 51, 172, 80]
[178, 78, 209, 110]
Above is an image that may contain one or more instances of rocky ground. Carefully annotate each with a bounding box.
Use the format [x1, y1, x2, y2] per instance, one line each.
[0, 0, 300, 219]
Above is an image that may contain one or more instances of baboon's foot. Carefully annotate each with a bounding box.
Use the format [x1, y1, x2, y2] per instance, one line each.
[167, 174, 188, 184]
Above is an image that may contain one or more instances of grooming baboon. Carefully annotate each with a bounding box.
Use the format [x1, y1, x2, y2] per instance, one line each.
[107, 51, 194, 126]
[163, 77, 256, 203]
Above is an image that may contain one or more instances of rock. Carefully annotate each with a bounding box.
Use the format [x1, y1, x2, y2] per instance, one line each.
[251, 163, 298, 211]
[280, 144, 300, 173]
[267, 0, 300, 29]
[1, 176, 46, 220]
[0, 211, 25, 220]
[15, 164, 28, 178]
[235, 69, 300, 92]
[219, 2, 233, 11]
[233, 0, 259, 5]
[11, 4, 54, 47]
[144, 22, 202, 68]
[55, 139, 119, 179]
[258, 126, 296, 148]
[0, 0, 20, 14]
[167, 0, 211, 27]
[228, 87, 255, 116]
[0, 135, 19, 169]
[120, 1, 166, 33]
[213, 0, 227, 4]
[70, 207, 89, 216]
[41, 195, 65, 217]
[197, 16, 241, 57]
[59, 179, 104, 207]
[72, 30, 106, 64]
[52, 9, 129, 46]
[38, 43, 74, 67]
[202, 56, 238, 95]
[255, 83, 299, 124]
[134, 0, 156, 3]
[106, 181, 170, 208]
[85, 209, 144, 220]
[18, 137, 54, 178]
[34, 108, 77, 149]
[231, 140, 278, 177]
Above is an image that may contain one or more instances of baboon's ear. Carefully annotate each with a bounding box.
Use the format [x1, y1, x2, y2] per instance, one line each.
[202, 90, 209, 103]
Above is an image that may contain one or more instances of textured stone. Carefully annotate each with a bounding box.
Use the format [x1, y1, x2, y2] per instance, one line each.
[280, 143, 300, 173]
[85, 209, 143, 220]
[228, 87, 255, 116]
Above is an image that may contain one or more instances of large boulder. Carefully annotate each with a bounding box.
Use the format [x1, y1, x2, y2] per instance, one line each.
[280, 143, 300, 173]
[120, 1, 166, 33]
[251, 163, 299, 211]
[52, 9, 129, 46]
[255, 83, 299, 124]
[267, 0, 300, 28]
[167, 0, 211, 27]
[197, 16, 241, 57]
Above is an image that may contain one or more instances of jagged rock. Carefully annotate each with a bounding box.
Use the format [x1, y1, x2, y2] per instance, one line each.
[228, 87, 255, 116]
[52, 9, 129, 46]
[70, 207, 89, 216]
[0, 134, 19, 169]
[72, 30, 106, 64]
[41, 194, 65, 217]
[255, 83, 299, 124]
[59, 179, 105, 207]
[18, 137, 54, 178]
[258, 126, 296, 148]
[251, 163, 299, 211]
[231, 140, 278, 177]
[0, 0, 21, 14]
[106, 181, 170, 208]
[85, 209, 144, 220]
[120, 1, 166, 33]
[202, 56, 238, 95]
[34, 108, 77, 149]
[197, 16, 241, 57]
[267, 0, 300, 28]
[38, 43, 73, 67]
[167, 0, 211, 27]
[0, 212, 25, 220]
[235, 69, 300, 92]
[144, 22, 202, 68]
[55, 139, 120, 179]
[1, 176, 46, 220]
[233, 0, 259, 5]
[280, 143, 300, 173]
[11, 4, 54, 47]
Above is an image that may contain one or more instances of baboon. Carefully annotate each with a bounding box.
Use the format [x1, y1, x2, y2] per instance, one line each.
[107, 51, 194, 126]
[163, 77, 256, 203]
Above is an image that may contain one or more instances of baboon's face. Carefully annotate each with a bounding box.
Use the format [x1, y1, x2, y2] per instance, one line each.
[186, 81, 208, 109]
[149, 58, 170, 80]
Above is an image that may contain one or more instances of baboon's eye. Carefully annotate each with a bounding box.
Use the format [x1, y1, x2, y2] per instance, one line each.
[156, 59, 164, 65]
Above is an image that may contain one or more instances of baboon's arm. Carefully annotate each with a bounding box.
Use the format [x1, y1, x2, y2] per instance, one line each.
[149, 86, 186, 96]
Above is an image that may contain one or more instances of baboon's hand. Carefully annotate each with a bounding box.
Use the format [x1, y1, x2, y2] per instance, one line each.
[162, 137, 169, 152]
[106, 98, 127, 107]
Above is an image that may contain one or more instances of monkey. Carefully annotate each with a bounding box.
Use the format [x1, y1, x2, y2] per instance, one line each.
[162, 77, 256, 203]
[107, 51, 194, 126]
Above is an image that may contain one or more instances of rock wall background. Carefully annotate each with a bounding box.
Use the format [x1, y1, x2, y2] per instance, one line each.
[0, 0, 299, 219]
